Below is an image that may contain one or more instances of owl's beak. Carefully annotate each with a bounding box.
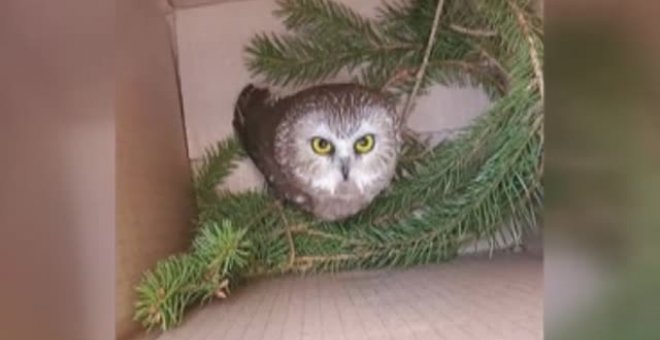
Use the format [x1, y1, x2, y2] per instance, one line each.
[339, 158, 350, 181]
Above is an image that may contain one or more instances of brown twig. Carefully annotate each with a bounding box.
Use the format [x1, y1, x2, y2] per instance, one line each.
[293, 253, 370, 271]
[473, 44, 508, 82]
[301, 228, 367, 246]
[372, 203, 423, 226]
[275, 203, 297, 269]
[295, 254, 360, 263]
[380, 42, 421, 52]
[400, 0, 446, 123]
[449, 23, 497, 37]
[381, 60, 483, 91]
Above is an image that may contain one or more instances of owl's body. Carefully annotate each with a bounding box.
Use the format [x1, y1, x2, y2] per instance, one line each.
[233, 83, 401, 221]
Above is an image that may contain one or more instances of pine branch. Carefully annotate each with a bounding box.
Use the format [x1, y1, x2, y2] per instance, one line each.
[318, 95, 541, 270]
[193, 137, 243, 206]
[134, 221, 251, 331]
[248, 0, 487, 92]
[275, 0, 384, 44]
[193, 221, 252, 276]
[245, 33, 348, 86]
[134, 254, 204, 331]
[245, 33, 417, 86]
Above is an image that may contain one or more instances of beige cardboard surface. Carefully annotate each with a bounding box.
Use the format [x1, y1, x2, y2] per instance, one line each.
[116, 1, 196, 339]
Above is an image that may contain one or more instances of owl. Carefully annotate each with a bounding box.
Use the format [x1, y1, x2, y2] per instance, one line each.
[233, 83, 402, 221]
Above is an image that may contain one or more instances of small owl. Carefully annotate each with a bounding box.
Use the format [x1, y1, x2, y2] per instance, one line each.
[233, 83, 401, 221]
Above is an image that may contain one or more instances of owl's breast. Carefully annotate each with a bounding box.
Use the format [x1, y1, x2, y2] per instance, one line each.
[307, 183, 376, 221]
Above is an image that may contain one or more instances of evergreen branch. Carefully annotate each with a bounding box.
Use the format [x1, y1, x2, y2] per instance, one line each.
[193, 221, 252, 276]
[374, 55, 507, 100]
[377, 0, 440, 42]
[245, 33, 417, 86]
[245, 33, 348, 86]
[401, 0, 446, 123]
[134, 221, 251, 331]
[349, 102, 539, 266]
[275, 0, 383, 44]
[134, 254, 204, 331]
[507, 0, 544, 99]
[193, 137, 243, 206]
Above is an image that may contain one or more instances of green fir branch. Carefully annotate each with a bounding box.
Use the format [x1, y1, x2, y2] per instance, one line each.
[134, 221, 251, 331]
[193, 137, 243, 206]
[275, 0, 384, 44]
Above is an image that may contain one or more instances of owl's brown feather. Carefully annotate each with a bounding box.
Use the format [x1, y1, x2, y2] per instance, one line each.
[233, 84, 313, 211]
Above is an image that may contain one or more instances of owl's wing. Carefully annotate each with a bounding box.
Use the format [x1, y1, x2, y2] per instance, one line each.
[233, 85, 313, 211]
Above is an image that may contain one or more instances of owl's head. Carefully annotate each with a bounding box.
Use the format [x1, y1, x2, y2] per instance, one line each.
[276, 85, 401, 196]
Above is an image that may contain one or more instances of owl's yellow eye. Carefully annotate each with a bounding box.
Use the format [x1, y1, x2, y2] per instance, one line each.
[311, 137, 334, 155]
[354, 134, 375, 154]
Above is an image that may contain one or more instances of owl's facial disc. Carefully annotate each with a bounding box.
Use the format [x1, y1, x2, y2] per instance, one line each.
[309, 133, 374, 181]
[289, 110, 398, 196]
[304, 124, 382, 193]
[309, 134, 354, 180]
